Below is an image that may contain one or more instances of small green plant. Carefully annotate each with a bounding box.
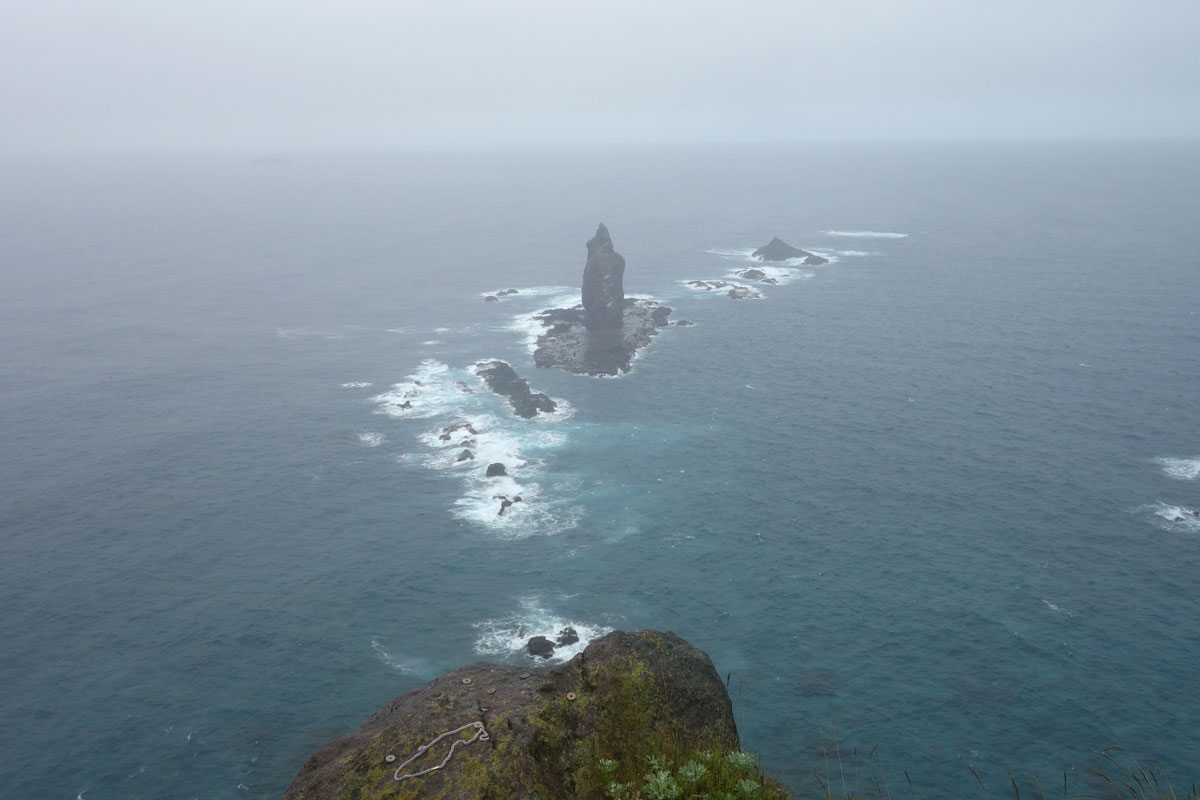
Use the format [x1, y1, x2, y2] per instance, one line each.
[644, 769, 682, 800]
[679, 760, 709, 788]
[736, 776, 761, 797]
[726, 751, 758, 775]
[594, 745, 787, 800]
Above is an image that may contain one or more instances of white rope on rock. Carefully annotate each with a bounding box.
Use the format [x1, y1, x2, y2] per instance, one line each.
[393, 720, 490, 782]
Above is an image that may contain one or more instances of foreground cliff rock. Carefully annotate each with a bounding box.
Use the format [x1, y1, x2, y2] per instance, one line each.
[282, 630, 739, 800]
[533, 225, 673, 376]
[752, 237, 829, 265]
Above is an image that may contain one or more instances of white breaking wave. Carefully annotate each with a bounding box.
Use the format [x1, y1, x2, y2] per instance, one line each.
[706, 247, 757, 259]
[413, 412, 577, 538]
[341, 381, 374, 388]
[507, 294, 583, 354]
[1147, 502, 1200, 532]
[371, 638, 412, 672]
[357, 432, 385, 447]
[473, 598, 613, 664]
[821, 230, 908, 238]
[1156, 457, 1200, 481]
[1042, 600, 1074, 617]
[373, 360, 473, 420]
[706, 247, 828, 267]
[377, 362, 577, 537]
[680, 279, 763, 299]
[725, 265, 815, 285]
[481, 284, 575, 301]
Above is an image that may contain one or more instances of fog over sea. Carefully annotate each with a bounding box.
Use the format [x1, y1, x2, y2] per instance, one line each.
[2, 142, 1198, 799]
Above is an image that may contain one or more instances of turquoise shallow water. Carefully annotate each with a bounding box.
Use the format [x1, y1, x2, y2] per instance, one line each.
[1, 143, 1199, 799]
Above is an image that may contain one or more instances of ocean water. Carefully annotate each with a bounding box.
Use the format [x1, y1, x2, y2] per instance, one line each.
[1, 142, 1198, 799]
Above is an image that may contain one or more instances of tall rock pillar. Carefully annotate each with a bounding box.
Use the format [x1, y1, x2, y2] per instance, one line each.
[582, 223, 625, 332]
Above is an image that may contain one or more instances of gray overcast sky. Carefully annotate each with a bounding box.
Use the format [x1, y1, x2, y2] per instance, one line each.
[2, 0, 1198, 152]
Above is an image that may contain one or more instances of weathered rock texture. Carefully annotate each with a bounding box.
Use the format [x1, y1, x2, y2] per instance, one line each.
[531, 225, 675, 377]
[751, 237, 828, 265]
[282, 630, 739, 800]
[473, 360, 556, 419]
[582, 223, 625, 332]
[532, 300, 672, 376]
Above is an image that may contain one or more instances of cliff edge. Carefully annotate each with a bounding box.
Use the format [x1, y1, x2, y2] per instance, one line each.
[282, 630, 738, 800]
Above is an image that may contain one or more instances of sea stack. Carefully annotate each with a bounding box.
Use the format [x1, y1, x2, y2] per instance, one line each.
[582, 223, 625, 332]
[531, 225, 674, 376]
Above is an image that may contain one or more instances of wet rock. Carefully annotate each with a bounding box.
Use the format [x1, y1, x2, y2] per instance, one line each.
[555, 627, 579, 647]
[455, 449, 474, 462]
[527, 636, 556, 658]
[486, 463, 507, 478]
[474, 360, 557, 419]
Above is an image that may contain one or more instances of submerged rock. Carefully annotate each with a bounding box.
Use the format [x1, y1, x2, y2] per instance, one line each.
[439, 421, 478, 441]
[474, 360, 557, 419]
[686, 280, 762, 299]
[282, 631, 740, 800]
[752, 236, 828, 265]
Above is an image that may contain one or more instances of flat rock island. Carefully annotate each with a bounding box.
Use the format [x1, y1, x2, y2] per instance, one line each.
[532, 224, 674, 376]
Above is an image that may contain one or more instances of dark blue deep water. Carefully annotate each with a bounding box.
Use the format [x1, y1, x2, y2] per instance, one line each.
[2, 142, 1199, 799]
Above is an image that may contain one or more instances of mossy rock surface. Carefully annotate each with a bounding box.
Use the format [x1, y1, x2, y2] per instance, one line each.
[282, 630, 739, 800]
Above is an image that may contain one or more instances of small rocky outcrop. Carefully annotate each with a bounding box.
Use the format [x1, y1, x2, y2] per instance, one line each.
[555, 627, 579, 646]
[455, 449, 474, 462]
[282, 630, 740, 800]
[485, 463, 507, 478]
[493, 494, 522, 516]
[752, 237, 829, 265]
[526, 636, 556, 658]
[474, 360, 557, 419]
[686, 280, 763, 299]
[582, 223, 625, 332]
[439, 421, 479, 441]
[484, 295, 499, 303]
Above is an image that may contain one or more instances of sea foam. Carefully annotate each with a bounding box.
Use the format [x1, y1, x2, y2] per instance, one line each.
[473, 598, 613, 664]
[1156, 457, 1200, 481]
[377, 362, 576, 537]
[821, 230, 909, 238]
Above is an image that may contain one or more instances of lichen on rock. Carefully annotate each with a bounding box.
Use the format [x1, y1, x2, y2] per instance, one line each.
[282, 631, 739, 800]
